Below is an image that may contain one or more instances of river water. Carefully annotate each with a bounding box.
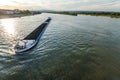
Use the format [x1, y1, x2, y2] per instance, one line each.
[0, 13, 120, 80]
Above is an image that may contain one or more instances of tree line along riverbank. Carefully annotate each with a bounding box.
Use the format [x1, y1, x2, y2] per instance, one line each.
[47, 11, 120, 18]
[0, 9, 120, 19]
[0, 9, 41, 19]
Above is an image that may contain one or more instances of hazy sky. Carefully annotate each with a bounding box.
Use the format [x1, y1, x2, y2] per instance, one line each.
[0, 0, 120, 11]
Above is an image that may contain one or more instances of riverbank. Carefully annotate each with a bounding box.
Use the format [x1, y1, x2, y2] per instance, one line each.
[0, 14, 24, 19]
[0, 9, 42, 19]
[47, 12, 78, 16]
[0, 14, 40, 19]
[0, 13, 41, 19]
[47, 11, 120, 18]
[78, 12, 120, 18]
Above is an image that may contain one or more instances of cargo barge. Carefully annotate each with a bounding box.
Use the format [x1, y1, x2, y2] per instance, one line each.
[14, 17, 52, 54]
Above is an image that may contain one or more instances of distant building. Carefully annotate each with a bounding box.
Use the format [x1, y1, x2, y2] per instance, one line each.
[0, 9, 21, 15]
[5, 10, 14, 14]
[0, 9, 14, 14]
[14, 9, 20, 14]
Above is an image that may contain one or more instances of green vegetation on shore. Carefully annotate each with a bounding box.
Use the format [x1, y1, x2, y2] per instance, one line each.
[48, 11, 120, 18]
[78, 11, 120, 18]
[1, 9, 120, 19]
[48, 12, 78, 16]
[0, 9, 41, 19]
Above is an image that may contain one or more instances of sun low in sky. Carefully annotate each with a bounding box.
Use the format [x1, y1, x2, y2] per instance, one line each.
[0, 0, 120, 11]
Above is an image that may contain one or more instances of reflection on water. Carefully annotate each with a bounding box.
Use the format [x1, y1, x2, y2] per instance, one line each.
[1, 19, 16, 36]
[0, 19, 17, 55]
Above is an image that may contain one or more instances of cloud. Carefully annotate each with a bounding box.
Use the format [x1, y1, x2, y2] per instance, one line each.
[0, 0, 120, 11]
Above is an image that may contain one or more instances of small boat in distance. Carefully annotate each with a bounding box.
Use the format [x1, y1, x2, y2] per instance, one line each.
[14, 17, 52, 54]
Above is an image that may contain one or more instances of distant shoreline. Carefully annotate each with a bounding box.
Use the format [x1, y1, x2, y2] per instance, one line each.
[0, 9, 42, 19]
[78, 12, 120, 18]
[0, 14, 38, 19]
[1, 11, 120, 19]
[47, 11, 120, 18]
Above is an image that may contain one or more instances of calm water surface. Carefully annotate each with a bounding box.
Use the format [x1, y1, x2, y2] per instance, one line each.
[0, 13, 120, 80]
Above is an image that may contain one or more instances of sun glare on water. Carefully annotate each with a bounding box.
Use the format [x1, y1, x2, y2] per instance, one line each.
[1, 19, 16, 36]
[0, 19, 17, 55]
